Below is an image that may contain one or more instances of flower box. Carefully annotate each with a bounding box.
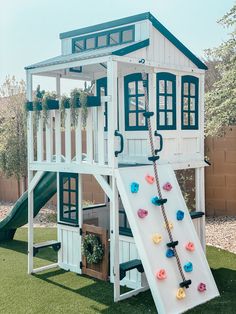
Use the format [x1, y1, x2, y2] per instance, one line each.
[25, 99, 59, 111]
[87, 95, 100, 107]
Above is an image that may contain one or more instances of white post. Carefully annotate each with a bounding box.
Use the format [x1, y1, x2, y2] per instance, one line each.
[78, 173, 83, 274]
[110, 175, 120, 301]
[75, 114, 82, 163]
[55, 74, 61, 163]
[86, 108, 93, 164]
[27, 71, 34, 274]
[65, 108, 71, 162]
[107, 59, 118, 168]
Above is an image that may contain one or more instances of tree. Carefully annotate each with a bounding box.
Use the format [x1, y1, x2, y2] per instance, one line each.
[205, 4, 236, 136]
[0, 76, 27, 197]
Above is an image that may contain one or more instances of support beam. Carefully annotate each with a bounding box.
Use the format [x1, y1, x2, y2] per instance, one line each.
[28, 171, 44, 194]
[55, 74, 62, 163]
[94, 174, 113, 200]
[32, 263, 58, 274]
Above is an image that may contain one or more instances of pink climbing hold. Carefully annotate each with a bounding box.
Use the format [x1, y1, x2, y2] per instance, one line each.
[156, 269, 167, 280]
[185, 242, 195, 252]
[137, 208, 148, 218]
[163, 182, 172, 192]
[145, 174, 155, 184]
[198, 282, 206, 292]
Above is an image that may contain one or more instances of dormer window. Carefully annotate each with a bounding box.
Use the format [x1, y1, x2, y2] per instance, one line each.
[72, 25, 135, 53]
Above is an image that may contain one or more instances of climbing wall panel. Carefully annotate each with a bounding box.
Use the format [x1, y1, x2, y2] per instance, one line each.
[115, 165, 219, 314]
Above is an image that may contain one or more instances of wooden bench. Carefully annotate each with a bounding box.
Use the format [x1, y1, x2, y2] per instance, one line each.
[33, 240, 61, 256]
[120, 259, 144, 280]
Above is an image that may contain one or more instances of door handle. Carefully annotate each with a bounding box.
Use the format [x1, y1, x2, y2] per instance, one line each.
[154, 131, 163, 153]
[114, 130, 124, 157]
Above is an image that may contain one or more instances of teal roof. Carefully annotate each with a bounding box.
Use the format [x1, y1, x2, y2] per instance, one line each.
[60, 12, 207, 70]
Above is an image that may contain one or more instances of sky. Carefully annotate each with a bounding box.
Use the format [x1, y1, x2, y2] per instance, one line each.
[0, 0, 234, 93]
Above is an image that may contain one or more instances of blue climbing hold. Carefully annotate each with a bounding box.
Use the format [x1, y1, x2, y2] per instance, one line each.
[131, 182, 139, 193]
[152, 196, 160, 205]
[184, 262, 193, 272]
[166, 248, 175, 258]
[176, 210, 185, 221]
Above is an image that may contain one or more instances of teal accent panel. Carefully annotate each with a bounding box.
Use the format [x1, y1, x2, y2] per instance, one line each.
[96, 77, 108, 131]
[156, 72, 176, 130]
[181, 75, 199, 130]
[124, 73, 148, 131]
[112, 39, 150, 56]
[59, 173, 79, 225]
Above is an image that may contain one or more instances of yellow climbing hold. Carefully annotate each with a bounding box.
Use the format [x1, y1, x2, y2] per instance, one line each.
[164, 221, 173, 230]
[152, 233, 162, 244]
[176, 288, 186, 300]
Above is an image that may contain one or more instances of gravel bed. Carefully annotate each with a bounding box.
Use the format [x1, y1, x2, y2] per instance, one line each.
[0, 202, 235, 254]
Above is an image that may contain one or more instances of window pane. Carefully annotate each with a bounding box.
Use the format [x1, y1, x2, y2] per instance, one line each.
[63, 205, 69, 218]
[86, 37, 95, 49]
[75, 40, 84, 52]
[63, 191, 69, 203]
[128, 97, 136, 111]
[190, 113, 195, 126]
[159, 80, 165, 93]
[129, 113, 136, 127]
[137, 96, 145, 110]
[97, 35, 107, 47]
[109, 32, 120, 45]
[119, 212, 125, 227]
[167, 81, 172, 94]
[159, 96, 165, 109]
[190, 98, 195, 110]
[128, 81, 135, 95]
[183, 97, 188, 110]
[190, 83, 195, 96]
[138, 112, 145, 126]
[167, 96, 173, 109]
[184, 82, 189, 95]
[183, 112, 188, 125]
[159, 112, 165, 126]
[167, 112, 173, 126]
[137, 81, 144, 95]
[122, 29, 133, 42]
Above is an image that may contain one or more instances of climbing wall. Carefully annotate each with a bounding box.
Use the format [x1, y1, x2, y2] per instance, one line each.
[115, 165, 219, 314]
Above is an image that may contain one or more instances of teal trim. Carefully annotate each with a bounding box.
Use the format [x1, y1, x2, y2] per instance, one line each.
[181, 75, 199, 130]
[69, 66, 82, 73]
[96, 77, 108, 131]
[61, 12, 207, 70]
[59, 173, 79, 225]
[156, 72, 176, 130]
[25, 100, 59, 111]
[112, 39, 150, 56]
[124, 73, 148, 131]
[72, 25, 135, 54]
[119, 210, 132, 237]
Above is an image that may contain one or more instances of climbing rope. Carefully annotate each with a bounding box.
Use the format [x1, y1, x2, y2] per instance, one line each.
[141, 70, 188, 285]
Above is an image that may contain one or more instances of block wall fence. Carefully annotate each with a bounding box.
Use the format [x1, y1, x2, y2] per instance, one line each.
[0, 127, 236, 216]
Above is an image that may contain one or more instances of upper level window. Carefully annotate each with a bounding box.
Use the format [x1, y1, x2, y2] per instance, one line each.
[124, 73, 148, 131]
[181, 76, 199, 129]
[156, 72, 176, 130]
[96, 77, 108, 131]
[72, 25, 135, 54]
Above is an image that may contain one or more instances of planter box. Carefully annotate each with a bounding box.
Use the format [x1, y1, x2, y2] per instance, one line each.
[63, 98, 81, 109]
[25, 99, 59, 111]
[87, 96, 100, 107]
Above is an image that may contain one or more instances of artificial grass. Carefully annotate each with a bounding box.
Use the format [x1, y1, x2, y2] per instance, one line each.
[0, 228, 235, 314]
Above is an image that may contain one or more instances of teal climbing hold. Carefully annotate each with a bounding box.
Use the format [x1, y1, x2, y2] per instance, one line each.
[131, 182, 139, 193]
[184, 262, 193, 272]
[166, 248, 175, 258]
[152, 197, 167, 206]
[177, 210, 184, 221]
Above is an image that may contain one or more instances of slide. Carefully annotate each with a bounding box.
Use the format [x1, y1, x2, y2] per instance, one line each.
[0, 172, 56, 241]
[115, 165, 219, 314]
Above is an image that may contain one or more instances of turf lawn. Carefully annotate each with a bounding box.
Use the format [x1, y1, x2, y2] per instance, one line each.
[0, 228, 235, 314]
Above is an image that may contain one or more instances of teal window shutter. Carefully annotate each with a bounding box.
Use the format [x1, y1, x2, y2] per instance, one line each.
[96, 77, 108, 131]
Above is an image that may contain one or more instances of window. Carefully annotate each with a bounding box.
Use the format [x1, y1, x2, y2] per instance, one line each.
[156, 73, 176, 130]
[124, 73, 148, 131]
[59, 173, 78, 225]
[72, 25, 135, 54]
[96, 77, 108, 131]
[119, 209, 132, 236]
[181, 76, 199, 129]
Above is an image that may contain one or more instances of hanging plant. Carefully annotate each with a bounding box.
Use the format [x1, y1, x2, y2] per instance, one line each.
[70, 88, 81, 126]
[79, 90, 88, 128]
[60, 95, 70, 127]
[42, 92, 57, 125]
[32, 85, 45, 128]
[82, 234, 104, 264]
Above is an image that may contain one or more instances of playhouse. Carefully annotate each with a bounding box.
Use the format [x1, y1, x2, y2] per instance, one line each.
[0, 12, 220, 314]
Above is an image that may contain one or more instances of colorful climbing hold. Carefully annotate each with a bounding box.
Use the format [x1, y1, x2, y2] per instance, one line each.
[198, 282, 206, 292]
[176, 210, 184, 221]
[145, 174, 155, 184]
[152, 196, 167, 206]
[185, 242, 195, 252]
[156, 269, 167, 280]
[152, 233, 162, 244]
[131, 182, 139, 193]
[184, 262, 193, 273]
[163, 182, 172, 191]
[176, 288, 186, 300]
[164, 221, 173, 230]
[137, 208, 148, 218]
[166, 248, 175, 258]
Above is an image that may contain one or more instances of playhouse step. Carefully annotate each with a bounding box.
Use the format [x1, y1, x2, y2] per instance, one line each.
[120, 259, 144, 280]
[33, 240, 61, 256]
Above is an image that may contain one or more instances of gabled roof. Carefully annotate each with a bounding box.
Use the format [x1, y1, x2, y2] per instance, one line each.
[25, 40, 149, 70]
[60, 12, 207, 70]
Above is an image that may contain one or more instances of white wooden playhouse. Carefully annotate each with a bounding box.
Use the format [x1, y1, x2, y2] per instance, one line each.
[25, 12, 219, 314]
